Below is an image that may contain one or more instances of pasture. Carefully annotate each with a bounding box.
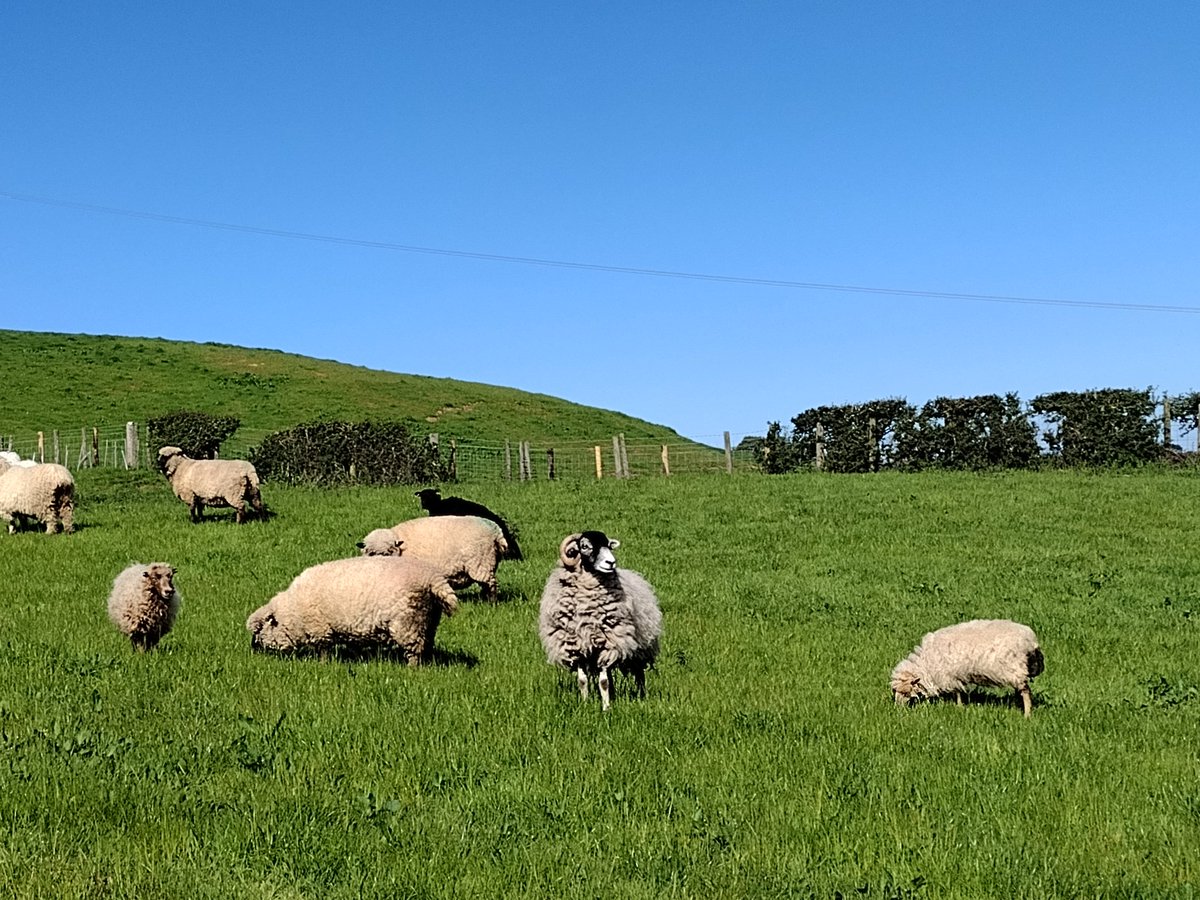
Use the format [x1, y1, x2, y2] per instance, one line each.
[1, 468, 1198, 898]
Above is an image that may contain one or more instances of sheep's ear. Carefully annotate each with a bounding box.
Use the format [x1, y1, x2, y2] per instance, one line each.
[608, 539, 620, 551]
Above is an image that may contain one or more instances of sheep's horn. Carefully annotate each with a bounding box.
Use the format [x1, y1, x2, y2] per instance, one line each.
[559, 533, 583, 568]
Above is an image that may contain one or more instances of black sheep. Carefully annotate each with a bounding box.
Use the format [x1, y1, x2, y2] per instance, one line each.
[414, 488, 523, 560]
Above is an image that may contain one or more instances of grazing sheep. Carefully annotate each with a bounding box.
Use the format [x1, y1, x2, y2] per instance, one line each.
[356, 515, 508, 601]
[890, 619, 1045, 718]
[415, 488, 523, 560]
[107, 563, 181, 652]
[156, 446, 264, 523]
[245, 556, 458, 663]
[0, 451, 36, 468]
[0, 460, 75, 534]
[539, 531, 663, 711]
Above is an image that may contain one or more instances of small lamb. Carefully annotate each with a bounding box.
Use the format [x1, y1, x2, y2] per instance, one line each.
[890, 619, 1045, 717]
[107, 563, 181, 652]
[246, 556, 459, 663]
[539, 531, 663, 711]
[156, 446, 264, 524]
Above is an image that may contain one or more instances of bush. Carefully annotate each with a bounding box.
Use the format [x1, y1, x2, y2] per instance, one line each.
[147, 410, 241, 459]
[248, 420, 446, 486]
[790, 399, 915, 473]
[1030, 388, 1162, 466]
[902, 393, 1040, 470]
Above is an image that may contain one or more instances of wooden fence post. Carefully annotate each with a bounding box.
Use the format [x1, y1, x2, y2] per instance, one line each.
[547, 448, 556, 480]
[37, 431, 45, 463]
[505, 440, 512, 481]
[815, 422, 826, 471]
[79, 428, 87, 468]
[53, 430, 60, 465]
[1163, 394, 1172, 447]
[612, 436, 623, 478]
[867, 417, 878, 472]
[723, 431, 733, 474]
[619, 433, 630, 479]
[449, 439, 458, 481]
[594, 446, 603, 480]
[519, 441, 531, 481]
[92, 427, 100, 467]
[661, 444, 670, 476]
[124, 421, 139, 469]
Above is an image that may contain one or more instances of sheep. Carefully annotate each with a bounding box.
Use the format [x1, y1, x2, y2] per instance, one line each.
[356, 515, 508, 602]
[0, 451, 37, 468]
[156, 446, 264, 523]
[0, 460, 75, 534]
[890, 619, 1045, 718]
[415, 488, 523, 560]
[245, 556, 459, 663]
[539, 531, 663, 711]
[107, 563, 181, 652]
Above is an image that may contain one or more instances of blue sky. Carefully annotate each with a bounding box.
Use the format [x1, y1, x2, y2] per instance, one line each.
[3, 3, 1198, 445]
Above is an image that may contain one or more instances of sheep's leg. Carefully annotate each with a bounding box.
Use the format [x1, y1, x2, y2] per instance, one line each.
[60, 501, 74, 534]
[598, 668, 612, 711]
[190, 501, 203, 522]
[633, 666, 647, 699]
[1018, 685, 1033, 718]
[955, 690, 965, 707]
[480, 577, 498, 602]
[234, 501, 246, 524]
[576, 668, 589, 701]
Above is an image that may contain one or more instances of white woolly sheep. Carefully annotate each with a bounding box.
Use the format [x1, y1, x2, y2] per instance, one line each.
[107, 562, 181, 652]
[0, 451, 36, 468]
[356, 515, 508, 602]
[245, 556, 459, 663]
[539, 531, 663, 711]
[415, 488, 523, 560]
[156, 446, 264, 524]
[0, 460, 75, 534]
[890, 618, 1045, 718]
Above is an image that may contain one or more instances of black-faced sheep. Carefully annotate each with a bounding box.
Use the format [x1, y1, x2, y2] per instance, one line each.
[0, 459, 75, 534]
[245, 556, 459, 663]
[415, 488, 523, 560]
[156, 446, 264, 524]
[890, 618, 1045, 718]
[357, 515, 509, 601]
[107, 563, 181, 652]
[539, 531, 663, 711]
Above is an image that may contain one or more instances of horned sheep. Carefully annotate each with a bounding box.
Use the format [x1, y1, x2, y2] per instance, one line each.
[890, 618, 1045, 717]
[357, 515, 509, 601]
[245, 556, 459, 663]
[156, 446, 264, 524]
[0, 458, 75, 534]
[538, 531, 663, 711]
[107, 562, 181, 652]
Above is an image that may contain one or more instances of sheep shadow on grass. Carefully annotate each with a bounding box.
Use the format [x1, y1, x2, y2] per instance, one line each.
[261, 643, 480, 669]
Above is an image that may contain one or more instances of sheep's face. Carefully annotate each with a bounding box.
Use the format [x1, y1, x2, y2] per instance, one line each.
[156, 447, 184, 477]
[890, 661, 924, 705]
[144, 565, 176, 601]
[357, 529, 404, 557]
[415, 488, 441, 510]
[562, 531, 619, 575]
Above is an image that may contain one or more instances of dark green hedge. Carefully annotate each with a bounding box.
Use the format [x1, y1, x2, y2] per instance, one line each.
[148, 410, 241, 459]
[248, 420, 446, 486]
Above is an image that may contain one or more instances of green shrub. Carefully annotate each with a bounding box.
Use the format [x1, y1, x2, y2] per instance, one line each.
[147, 410, 241, 459]
[248, 420, 446, 485]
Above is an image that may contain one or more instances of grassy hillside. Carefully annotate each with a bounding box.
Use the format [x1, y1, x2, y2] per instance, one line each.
[2, 468, 1200, 897]
[0, 330, 700, 452]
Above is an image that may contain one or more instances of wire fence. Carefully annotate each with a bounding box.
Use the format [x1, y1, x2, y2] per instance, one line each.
[0, 423, 764, 481]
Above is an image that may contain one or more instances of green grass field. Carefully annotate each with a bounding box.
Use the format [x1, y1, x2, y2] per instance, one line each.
[2, 467, 1199, 898]
[0, 330, 700, 452]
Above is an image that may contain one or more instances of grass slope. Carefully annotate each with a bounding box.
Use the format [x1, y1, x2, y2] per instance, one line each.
[2, 468, 1199, 897]
[0, 329, 697, 451]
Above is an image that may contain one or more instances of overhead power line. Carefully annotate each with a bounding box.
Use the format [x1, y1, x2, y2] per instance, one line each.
[3, 189, 1198, 314]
